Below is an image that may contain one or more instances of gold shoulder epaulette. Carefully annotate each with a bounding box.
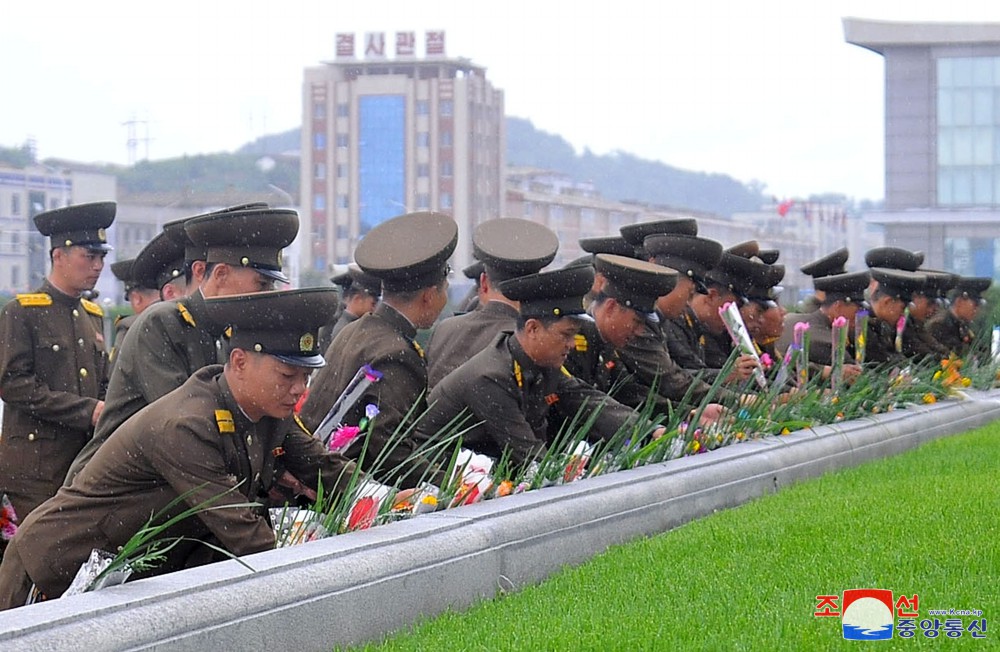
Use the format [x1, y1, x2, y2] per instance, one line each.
[15, 293, 52, 307]
[215, 409, 235, 434]
[177, 302, 197, 327]
[81, 298, 104, 317]
[411, 339, 425, 358]
[513, 360, 523, 388]
[574, 333, 588, 352]
[560, 365, 573, 378]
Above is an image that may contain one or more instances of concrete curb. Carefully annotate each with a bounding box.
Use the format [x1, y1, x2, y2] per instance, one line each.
[2, 392, 999, 651]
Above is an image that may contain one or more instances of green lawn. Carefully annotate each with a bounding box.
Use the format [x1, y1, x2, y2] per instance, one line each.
[353, 423, 1000, 651]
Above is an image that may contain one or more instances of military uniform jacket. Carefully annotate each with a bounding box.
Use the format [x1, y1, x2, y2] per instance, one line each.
[66, 290, 224, 483]
[926, 310, 974, 358]
[902, 315, 949, 361]
[776, 309, 855, 369]
[615, 318, 716, 408]
[865, 317, 904, 366]
[662, 307, 725, 383]
[425, 301, 518, 388]
[419, 332, 638, 465]
[6, 365, 354, 599]
[299, 303, 436, 485]
[0, 280, 108, 519]
[702, 329, 733, 370]
[563, 319, 623, 396]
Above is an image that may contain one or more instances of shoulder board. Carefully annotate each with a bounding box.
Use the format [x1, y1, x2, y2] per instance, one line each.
[215, 409, 236, 434]
[513, 359, 523, 388]
[293, 413, 313, 437]
[574, 333, 588, 352]
[15, 293, 52, 307]
[177, 302, 197, 328]
[560, 365, 573, 378]
[411, 339, 425, 358]
[81, 298, 104, 317]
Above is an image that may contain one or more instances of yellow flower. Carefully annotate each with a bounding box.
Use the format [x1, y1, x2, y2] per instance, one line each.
[961, 377, 972, 387]
[736, 431, 745, 440]
[922, 393, 937, 404]
[831, 396, 839, 404]
[933, 370, 942, 381]
[716, 434, 723, 443]
[780, 427, 791, 435]
[692, 441, 701, 452]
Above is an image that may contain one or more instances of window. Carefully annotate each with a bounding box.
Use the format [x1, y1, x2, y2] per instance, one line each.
[10, 265, 18, 288]
[336, 103, 350, 117]
[314, 102, 326, 118]
[314, 133, 326, 150]
[417, 132, 430, 147]
[11, 195, 20, 216]
[336, 225, 349, 239]
[314, 194, 326, 210]
[440, 193, 453, 209]
[314, 163, 326, 180]
[441, 161, 453, 177]
[49, 197, 59, 209]
[416, 100, 429, 115]
[937, 56, 1000, 206]
[440, 99, 453, 116]
[337, 194, 349, 208]
[336, 134, 349, 148]
[523, 201, 533, 218]
[337, 163, 348, 178]
[440, 130, 453, 147]
[417, 163, 429, 178]
[416, 193, 430, 209]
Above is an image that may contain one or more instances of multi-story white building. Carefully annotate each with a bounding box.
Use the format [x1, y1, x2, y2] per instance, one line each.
[300, 31, 505, 274]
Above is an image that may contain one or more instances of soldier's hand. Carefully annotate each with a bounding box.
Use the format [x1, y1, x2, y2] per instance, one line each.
[727, 354, 759, 383]
[91, 400, 105, 427]
[697, 403, 726, 425]
[651, 426, 668, 440]
[842, 364, 863, 384]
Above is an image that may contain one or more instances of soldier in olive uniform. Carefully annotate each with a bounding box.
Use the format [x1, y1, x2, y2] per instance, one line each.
[65, 205, 298, 484]
[798, 248, 849, 313]
[453, 260, 485, 314]
[902, 270, 957, 360]
[0, 288, 358, 609]
[299, 212, 457, 487]
[426, 218, 559, 388]
[0, 202, 115, 524]
[109, 258, 160, 353]
[776, 271, 868, 383]
[927, 277, 992, 358]
[864, 268, 926, 366]
[418, 265, 663, 465]
[318, 265, 381, 354]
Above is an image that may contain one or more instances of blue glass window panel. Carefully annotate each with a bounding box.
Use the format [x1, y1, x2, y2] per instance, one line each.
[359, 95, 405, 235]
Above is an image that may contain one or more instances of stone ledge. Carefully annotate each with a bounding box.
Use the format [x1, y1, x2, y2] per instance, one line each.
[1, 395, 999, 651]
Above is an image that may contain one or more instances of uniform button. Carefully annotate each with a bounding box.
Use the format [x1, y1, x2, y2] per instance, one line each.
[72, 309, 79, 317]
[79, 368, 88, 378]
[52, 344, 60, 352]
[78, 338, 84, 346]
[246, 435, 253, 446]
[27, 433, 35, 441]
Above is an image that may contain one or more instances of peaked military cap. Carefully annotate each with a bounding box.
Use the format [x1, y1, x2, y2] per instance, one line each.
[643, 234, 724, 290]
[185, 205, 298, 284]
[757, 249, 780, 265]
[619, 218, 698, 247]
[165, 202, 272, 265]
[111, 259, 142, 293]
[34, 201, 115, 252]
[706, 252, 755, 297]
[949, 276, 992, 302]
[354, 211, 458, 293]
[563, 255, 595, 270]
[203, 287, 339, 368]
[498, 265, 595, 319]
[726, 240, 759, 259]
[474, 218, 558, 282]
[915, 269, 957, 299]
[463, 260, 485, 280]
[578, 235, 637, 258]
[131, 231, 186, 291]
[595, 254, 677, 315]
[743, 263, 786, 302]
[800, 248, 848, 278]
[813, 271, 870, 304]
[865, 247, 921, 272]
[870, 268, 925, 301]
[331, 264, 382, 296]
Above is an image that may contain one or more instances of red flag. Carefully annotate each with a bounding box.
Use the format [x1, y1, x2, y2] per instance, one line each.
[777, 199, 794, 217]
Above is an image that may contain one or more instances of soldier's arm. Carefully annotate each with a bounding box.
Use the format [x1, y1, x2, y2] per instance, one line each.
[279, 419, 359, 497]
[618, 327, 715, 404]
[556, 372, 646, 442]
[123, 308, 196, 404]
[449, 375, 547, 465]
[0, 305, 98, 430]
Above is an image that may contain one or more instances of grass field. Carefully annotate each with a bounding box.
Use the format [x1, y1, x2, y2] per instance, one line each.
[353, 423, 999, 651]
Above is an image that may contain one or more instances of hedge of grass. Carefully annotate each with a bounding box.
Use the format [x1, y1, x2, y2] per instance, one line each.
[352, 421, 1000, 651]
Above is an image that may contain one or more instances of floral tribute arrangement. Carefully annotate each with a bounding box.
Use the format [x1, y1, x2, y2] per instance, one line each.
[0, 494, 18, 541]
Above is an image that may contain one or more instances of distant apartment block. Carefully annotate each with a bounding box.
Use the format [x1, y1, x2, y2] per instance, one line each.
[300, 31, 505, 274]
[846, 18, 1000, 278]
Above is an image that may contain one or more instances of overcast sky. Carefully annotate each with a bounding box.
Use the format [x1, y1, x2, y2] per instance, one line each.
[3, 1, 999, 202]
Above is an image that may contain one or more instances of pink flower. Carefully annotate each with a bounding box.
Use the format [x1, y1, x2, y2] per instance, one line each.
[329, 425, 361, 452]
[760, 353, 773, 369]
[832, 316, 848, 329]
[1, 523, 16, 541]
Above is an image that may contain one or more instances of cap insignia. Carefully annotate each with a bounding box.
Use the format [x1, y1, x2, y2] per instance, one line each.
[299, 332, 315, 352]
[98, 228, 107, 242]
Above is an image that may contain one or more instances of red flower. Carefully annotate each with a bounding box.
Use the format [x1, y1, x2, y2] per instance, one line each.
[346, 496, 379, 531]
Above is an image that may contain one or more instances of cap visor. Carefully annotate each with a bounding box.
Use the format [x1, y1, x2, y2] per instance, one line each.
[272, 353, 326, 368]
[256, 267, 290, 284]
[84, 243, 114, 253]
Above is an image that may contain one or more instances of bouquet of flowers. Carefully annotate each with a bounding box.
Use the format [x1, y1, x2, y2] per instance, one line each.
[329, 403, 379, 453]
[447, 449, 495, 507]
[830, 316, 849, 393]
[0, 494, 17, 541]
[719, 301, 767, 389]
[315, 365, 383, 447]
